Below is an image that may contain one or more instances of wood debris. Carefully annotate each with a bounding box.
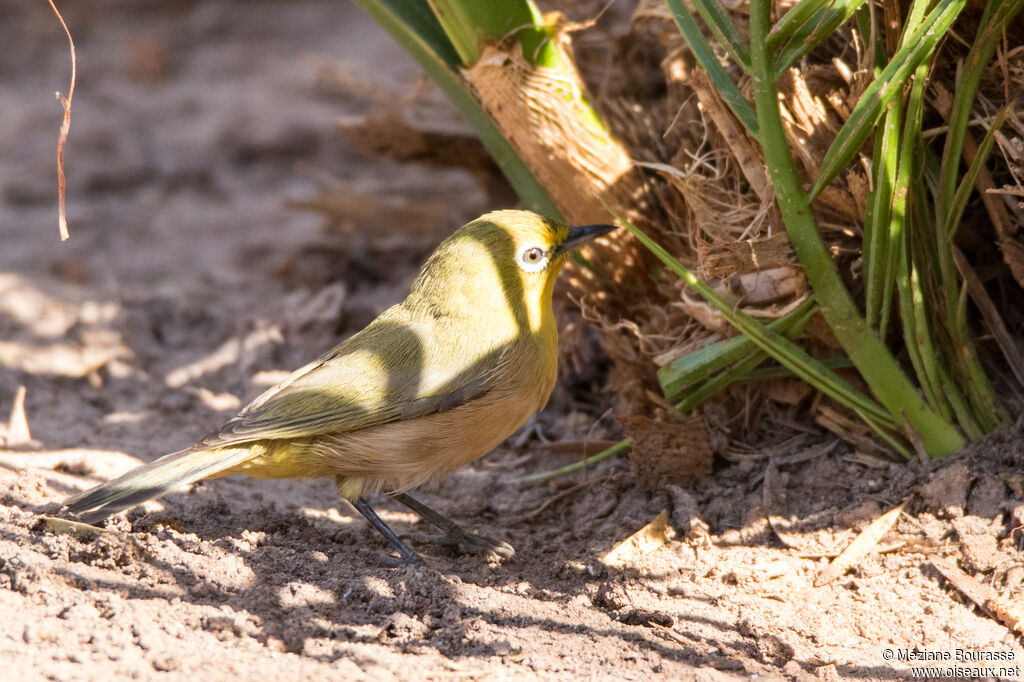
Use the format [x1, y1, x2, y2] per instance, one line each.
[601, 509, 673, 567]
[815, 501, 906, 586]
[6, 385, 32, 447]
[37, 515, 112, 539]
[931, 558, 1024, 635]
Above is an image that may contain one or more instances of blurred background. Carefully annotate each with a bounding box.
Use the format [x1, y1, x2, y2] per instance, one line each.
[0, 0, 517, 457]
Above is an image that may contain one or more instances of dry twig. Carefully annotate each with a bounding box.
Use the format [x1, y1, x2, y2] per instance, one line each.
[47, 0, 76, 241]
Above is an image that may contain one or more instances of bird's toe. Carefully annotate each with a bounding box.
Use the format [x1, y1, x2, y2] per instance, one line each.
[442, 527, 515, 560]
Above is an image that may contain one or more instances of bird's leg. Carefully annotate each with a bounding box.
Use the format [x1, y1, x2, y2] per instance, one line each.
[390, 492, 514, 560]
[350, 497, 423, 565]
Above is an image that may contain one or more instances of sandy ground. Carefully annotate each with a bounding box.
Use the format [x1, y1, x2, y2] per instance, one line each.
[2, 1, 1024, 680]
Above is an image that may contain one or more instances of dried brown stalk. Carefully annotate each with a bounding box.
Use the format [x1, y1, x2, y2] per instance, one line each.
[47, 0, 76, 241]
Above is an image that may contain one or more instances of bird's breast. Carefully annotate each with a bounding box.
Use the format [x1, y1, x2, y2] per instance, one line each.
[303, 374, 550, 497]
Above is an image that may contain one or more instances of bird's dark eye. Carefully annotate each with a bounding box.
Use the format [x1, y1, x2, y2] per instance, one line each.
[516, 244, 549, 272]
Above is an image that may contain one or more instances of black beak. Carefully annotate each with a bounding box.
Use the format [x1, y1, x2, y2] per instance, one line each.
[557, 223, 617, 254]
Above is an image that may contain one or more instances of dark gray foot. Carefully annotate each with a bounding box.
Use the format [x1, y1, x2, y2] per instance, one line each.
[391, 492, 515, 561]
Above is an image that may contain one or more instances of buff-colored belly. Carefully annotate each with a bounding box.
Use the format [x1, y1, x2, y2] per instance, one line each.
[225, 377, 548, 498]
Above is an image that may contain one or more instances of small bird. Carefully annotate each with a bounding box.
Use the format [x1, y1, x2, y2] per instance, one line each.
[65, 210, 615, 563]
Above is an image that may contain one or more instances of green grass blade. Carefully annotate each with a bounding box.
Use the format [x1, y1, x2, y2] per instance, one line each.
[953, 279, 1003, 434]
[658, 298, 816, 399]
[690, 0, 751, 70]
[358, 0, 461, 65]
[936, 0, 1024, 224]
[743, 355, 854, 380]
[675, 346, 773, 412]
[660, 335, 764, 400]
[673, 304, 820, 412]
[772, 0, 868, 76]
[897, 225, 951, 422]
[861, 412, 913, 458]
[666, 0, 759, 134]
[352, 0, 561, 218]
[510, 438, 632, 484]
[862, 98, 901, 334]
[888, 67, 935, 401]
[940, 105, 1010, 434]
[810, 0, 967, 199]
[942, 106, 1009, 245]
[937, 351, 984, 440]
[869, 0, 934, 338]
[862, 0, 933, 336]
[767, 0, 836, 52]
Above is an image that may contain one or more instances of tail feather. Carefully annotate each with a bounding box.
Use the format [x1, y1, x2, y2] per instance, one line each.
[64, 446, 256, 524]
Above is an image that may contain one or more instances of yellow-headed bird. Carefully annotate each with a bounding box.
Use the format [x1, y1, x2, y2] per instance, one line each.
[65, 210, 615, 563]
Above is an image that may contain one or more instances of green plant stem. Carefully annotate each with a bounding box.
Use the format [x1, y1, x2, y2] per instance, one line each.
[747, 0, 963, 456]
[863, 98, 900, 336]
[511, 439, 632, 485]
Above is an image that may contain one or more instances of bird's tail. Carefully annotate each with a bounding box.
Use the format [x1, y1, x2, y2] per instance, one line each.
[64, 445, 256, 525]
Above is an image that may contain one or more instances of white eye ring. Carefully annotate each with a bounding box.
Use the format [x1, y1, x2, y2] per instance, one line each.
[516, 245, 549, 273]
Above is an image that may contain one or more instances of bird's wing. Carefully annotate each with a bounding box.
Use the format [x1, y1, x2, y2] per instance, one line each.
[192, 308, 502, 449]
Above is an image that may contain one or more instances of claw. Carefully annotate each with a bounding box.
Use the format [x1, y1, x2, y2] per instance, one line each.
[422, 527, 515, 560]
[389, 492, 514, 562]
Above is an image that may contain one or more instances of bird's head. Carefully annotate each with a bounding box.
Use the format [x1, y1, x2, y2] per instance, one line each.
[408, 210, 616, 333]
